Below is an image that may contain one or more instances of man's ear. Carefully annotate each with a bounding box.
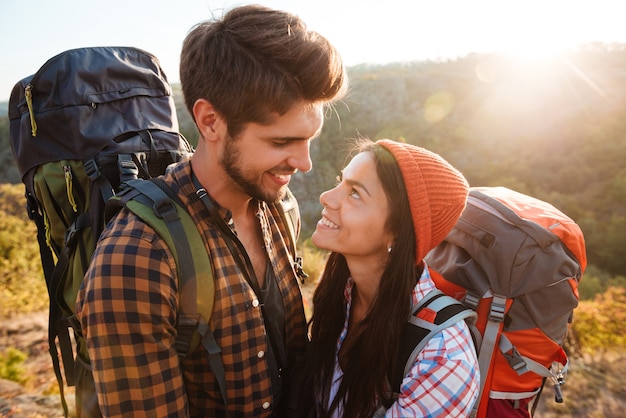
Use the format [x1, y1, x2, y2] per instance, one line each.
[193, 99, 219, 141]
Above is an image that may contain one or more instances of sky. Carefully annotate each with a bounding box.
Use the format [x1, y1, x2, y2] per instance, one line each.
[1, 0, 626, 102]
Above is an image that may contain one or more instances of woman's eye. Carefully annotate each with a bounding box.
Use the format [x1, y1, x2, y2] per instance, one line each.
[349, 188, 361, 200]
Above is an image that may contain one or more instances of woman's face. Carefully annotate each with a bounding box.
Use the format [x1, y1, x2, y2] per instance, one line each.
[312, 151, 393, 260]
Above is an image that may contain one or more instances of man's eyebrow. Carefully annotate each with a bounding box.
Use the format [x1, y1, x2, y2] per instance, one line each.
[295, 128, 323, 142]
[303, 130, 323, 141]
[269, 131, 321, 141]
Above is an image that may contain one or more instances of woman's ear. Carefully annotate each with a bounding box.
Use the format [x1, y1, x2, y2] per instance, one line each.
[193, 99, 219, 141]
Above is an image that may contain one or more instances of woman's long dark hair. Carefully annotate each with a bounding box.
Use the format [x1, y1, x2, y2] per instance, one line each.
[302, 139, 421, 418]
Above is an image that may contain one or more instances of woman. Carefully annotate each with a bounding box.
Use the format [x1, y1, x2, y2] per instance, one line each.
[305, 138, 480, 417]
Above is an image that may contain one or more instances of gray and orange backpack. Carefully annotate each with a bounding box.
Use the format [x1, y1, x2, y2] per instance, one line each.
[390, 186, 586, 418]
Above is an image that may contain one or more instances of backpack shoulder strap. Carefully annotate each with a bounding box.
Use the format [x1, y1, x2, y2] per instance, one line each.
[391, 289, 478, 395]
[106, 178, 228, 407]
[279, 187, 299, 252]
[112, 178, 211, 321]
[277, 187, 308, 281]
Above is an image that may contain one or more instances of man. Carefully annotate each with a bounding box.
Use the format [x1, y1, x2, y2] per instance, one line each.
[76, 4, 347, 417]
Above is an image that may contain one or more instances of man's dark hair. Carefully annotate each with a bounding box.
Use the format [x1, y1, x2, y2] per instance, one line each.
[180, 4, 348, 137]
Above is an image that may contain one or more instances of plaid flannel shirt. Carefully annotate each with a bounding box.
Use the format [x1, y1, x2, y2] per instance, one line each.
[326, 266, 480, 417]
[77, 158, 307, 417]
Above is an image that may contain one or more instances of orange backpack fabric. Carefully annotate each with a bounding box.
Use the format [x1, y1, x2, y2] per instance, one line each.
[425, 186, 586, 417]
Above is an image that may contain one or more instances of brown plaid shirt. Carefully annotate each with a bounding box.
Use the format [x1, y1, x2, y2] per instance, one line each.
[76, 158, 307, 417]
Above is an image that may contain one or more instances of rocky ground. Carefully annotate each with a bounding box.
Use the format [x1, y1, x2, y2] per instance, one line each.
[0, 312, 74, 417]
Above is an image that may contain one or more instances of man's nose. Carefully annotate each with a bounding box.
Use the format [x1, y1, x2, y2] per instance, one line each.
[287, 140, 313, 173]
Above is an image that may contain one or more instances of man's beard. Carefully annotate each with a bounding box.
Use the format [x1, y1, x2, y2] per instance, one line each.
[221, 138, 286, 203]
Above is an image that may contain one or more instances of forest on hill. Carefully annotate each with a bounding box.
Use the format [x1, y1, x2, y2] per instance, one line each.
[2, 43, 626, 282]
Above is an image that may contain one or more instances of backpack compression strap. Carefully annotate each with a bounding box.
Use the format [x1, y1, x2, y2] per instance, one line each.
[278, 187, 308, 282]
[24, 191, 71, 416]
[108, 178, 228, 409]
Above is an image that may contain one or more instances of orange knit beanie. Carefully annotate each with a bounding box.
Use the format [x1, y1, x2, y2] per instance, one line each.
[377, 139, 469, 264]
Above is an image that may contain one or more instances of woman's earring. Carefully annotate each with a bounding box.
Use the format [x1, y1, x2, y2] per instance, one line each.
[387, 246, 392, 253]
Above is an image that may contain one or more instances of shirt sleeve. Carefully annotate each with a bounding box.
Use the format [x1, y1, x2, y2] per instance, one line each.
[385, 321, 480, 418]
[76, 222, 188, 417]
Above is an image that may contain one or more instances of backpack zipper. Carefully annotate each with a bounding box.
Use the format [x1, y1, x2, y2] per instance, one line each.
[43, 212, 54, 251]
[25, 84, 38, 137]
[23, 49, 69, 138]
[63, 165, 78, 213]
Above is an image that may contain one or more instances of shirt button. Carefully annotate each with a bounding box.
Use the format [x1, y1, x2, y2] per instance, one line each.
[257, 350, 265, 359]
[252, 299, 260, 307]
[262, 401, 271, 410]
